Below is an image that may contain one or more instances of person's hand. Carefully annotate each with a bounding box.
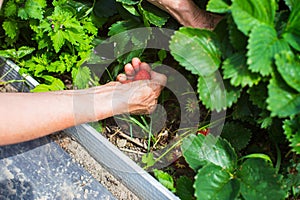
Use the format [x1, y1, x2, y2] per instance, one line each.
[116, 57, 167, 114]
[147, 0, 222, 29]
[95, 58, 167, 116]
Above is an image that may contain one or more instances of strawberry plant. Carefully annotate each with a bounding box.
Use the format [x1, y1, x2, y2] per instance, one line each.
[169, 0, 300, 154]
[0, 0, 99, 90]
[167, 0, 300, 198]
[180, 134, 287, 199]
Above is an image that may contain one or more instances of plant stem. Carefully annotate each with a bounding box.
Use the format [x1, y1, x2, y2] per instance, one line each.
[274, 142, 281, 174]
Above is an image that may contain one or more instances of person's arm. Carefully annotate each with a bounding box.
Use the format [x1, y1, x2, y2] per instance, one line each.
[0, 87, 110, 145]
[147, 0, 222, 29]
[0, 58, 166, 146]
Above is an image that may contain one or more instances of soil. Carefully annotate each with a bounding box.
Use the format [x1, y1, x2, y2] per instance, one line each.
[51, 133, 139, 200]
[0, 82, 18, 93]
[0, 82, 139, 200]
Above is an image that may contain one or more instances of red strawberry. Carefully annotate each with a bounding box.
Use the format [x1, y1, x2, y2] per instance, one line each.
[197, 128, 210, 136]
[134, 69, 151, 81]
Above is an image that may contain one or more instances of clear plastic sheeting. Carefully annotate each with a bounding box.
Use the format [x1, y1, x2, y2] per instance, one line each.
[0, 137, 116, 200]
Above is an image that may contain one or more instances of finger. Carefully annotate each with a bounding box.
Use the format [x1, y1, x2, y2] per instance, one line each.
[139, 62, 151, 72]
[148, 99, 158, 113]
[132, 57, 141, 72]
[124, 63, 135, 76]
[127, 75, 135, 80]
[105, 81, 121, 86]
[116, 73, 127, 83]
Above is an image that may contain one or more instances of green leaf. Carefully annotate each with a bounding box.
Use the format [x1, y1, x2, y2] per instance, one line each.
[221, 122, 252, 151]
[32, 76, 65, 92]
[214, 19, 234, 58]
[176, 176, 195, 200]
[0, 49, 17, 58]
[232, 92, 255, 121]
[140, 2, 169, 27]
[108, 20, 141, 36]
[194, 164, 240, 200]
[207, 0, 230, 13]
[231, 0, 277, 35]
[241, 154, 273, 164]
[170, 27, 221, 77]
[181, 134, 237, 171]
[141, 153, 155, 168]
[286, 163, 300, 195]
[0, 46, 35, 60]
[158, 49, 167, 62]
[267, 73, 300, 117]
[32, 84, 53, 92]
[4, 0, 17, 17]
[222, 53, 260, 87]
[247, 25, 290, 76]
[66, 31, 86, 47]
[63, 0, 93, 18]
[283, 116, 300, 154]
[116, 0, 139, 5]
[25, 0, 47, 20]
[113, 28, 149, 63]
[108, 20, 143, 61]
[153, 169, 176, 193]
[72, 66, 92, 89]
[50, 30, 66, 53]
[247, 81, 268, 109]
[46, 61, 67, 73]
[275, 51, 300, 93]
[284, 0, 297, 10]
[16, 46, 36, 59]
[17, 8, 28, 19]
[257, 110, 273, 129]
[65, 19, 84, 32]
[283, 33, 300, 52]
[2, 20, 18, 39]
[117, 49, 144, 65]
[238, 159, 286, 200]
[25, 55, 48, 76]
[283, 3, 300, 51]
[198, 72, 241, 111]
[82, 18, 98, 35]
[122, 4, 140, 16]
[227, 16, 248, 51]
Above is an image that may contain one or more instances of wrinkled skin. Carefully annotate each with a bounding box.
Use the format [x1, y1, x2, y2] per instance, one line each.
[147, 0, 222, 29]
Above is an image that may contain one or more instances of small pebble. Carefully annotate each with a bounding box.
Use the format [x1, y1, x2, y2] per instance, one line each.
[117, 139, 127, 148]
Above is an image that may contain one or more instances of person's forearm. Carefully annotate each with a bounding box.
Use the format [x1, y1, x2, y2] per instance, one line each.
[168, 1, 222, 29]
[147, 0, 222, 29]
[0, 57, 166, 146]
[0, 87, 113, 146]
[182, 7, 222, 29]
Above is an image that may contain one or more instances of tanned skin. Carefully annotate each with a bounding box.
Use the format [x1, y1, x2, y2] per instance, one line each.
[0, 58, 166, 146]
